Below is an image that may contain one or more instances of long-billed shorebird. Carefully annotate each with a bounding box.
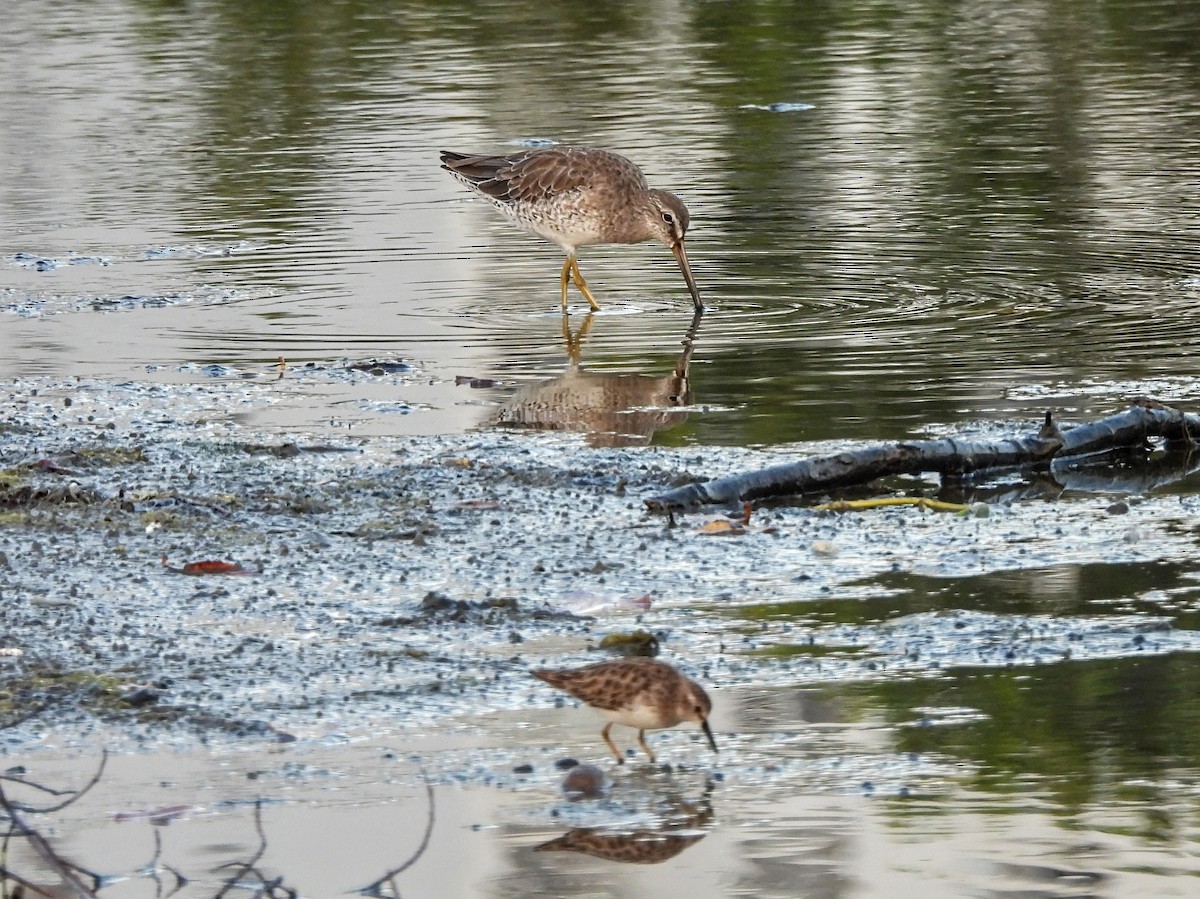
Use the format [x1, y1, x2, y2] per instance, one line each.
[440, 147, 703, 311]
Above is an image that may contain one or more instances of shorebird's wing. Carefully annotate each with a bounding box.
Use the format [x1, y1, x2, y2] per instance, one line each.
[532, 660, 663, 712]
[441, 149, 646, 206]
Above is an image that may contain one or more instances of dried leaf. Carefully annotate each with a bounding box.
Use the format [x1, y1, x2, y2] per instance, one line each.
[161, 557, 254, 575]
[698, 519, 747, 536]
[182, 560, 250, 575]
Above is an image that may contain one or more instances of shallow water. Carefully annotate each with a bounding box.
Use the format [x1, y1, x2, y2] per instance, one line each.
[5, 1, 1200, 896]
[4, 0, 1200, 442]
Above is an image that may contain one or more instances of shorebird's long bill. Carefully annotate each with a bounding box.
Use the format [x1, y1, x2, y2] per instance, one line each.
[701, 718, 718, 753]
[671, 240, 704, 311]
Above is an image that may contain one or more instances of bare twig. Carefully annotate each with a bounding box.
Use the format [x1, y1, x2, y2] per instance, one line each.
[214, 799, 270, 899]
[0, 864, 61, 897]
[212, 799, 298, 897]
[354, 771, 436, 898]
[140, 827, 188, 898]
[0, 784, 100, 898]
[1, 752, 108, 815]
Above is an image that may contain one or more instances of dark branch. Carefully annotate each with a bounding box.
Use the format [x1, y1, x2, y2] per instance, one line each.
[645, 400, 1200, 511]
[214, 799, 271, 899]
[1, 752, 108, 814]
[0, 782, 101, 898]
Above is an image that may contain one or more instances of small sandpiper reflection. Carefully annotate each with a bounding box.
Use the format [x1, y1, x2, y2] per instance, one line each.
[534, 778, 715, 864]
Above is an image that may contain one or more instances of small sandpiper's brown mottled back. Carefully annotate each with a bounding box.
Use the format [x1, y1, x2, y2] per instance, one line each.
[532, 657, 717, 763]
[440, 147, 703, 312]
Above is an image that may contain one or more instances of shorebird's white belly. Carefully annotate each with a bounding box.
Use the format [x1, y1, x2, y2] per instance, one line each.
[521, 215, 604, 251]
[492, 194, 609, 251]
[598, 701, 674, 731]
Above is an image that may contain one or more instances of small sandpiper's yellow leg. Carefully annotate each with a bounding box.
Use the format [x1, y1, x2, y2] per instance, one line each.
[570, 257, 602, 311]
[636, 729, 658, 764]
[601, 722, 625, 764]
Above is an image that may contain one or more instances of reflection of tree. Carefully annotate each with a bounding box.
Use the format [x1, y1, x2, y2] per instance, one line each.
[836, 653, 1200, 829]
[134, 0, 405, 239]
[213, 800, 299, 898]
[353, 776, 435, 899]
[491, 309, 704, 447]
[0, 753, 108, 898]
[0, 757, 436, 899]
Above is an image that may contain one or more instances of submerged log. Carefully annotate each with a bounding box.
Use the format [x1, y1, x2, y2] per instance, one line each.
[644, 399, 1200, 512]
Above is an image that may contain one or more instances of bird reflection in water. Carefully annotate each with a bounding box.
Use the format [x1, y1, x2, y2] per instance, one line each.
[533, 777, 714, 865]
[491, 308, 704, 447]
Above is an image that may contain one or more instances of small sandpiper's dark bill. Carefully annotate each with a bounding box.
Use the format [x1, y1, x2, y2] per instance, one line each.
[440, 147, 703, 312]
[532, 657, 717, 764]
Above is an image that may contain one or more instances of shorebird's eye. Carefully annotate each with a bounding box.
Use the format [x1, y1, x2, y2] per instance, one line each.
[661, 211, 675, 225]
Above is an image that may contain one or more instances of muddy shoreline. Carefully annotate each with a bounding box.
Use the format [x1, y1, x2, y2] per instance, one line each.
[4, 375, 1199, 760]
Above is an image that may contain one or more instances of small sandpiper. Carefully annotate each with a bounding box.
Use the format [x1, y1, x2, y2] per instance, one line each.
[532, 657, 717, 763]
[440, 146, 703, 312]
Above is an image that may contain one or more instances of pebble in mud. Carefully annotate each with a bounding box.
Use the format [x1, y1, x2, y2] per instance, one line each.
[560, 763, 610, 799]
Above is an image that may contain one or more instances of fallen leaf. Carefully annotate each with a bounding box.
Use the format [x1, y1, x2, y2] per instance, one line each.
[161, 557, 255, 575]
[182, 560, 251, 575]
[698, 519, 747, 536]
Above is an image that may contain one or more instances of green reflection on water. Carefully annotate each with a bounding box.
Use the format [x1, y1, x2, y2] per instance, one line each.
[876, 654, 1200, 817]
[734, 556, 1200, 828]
[733, 560, 1200, 627]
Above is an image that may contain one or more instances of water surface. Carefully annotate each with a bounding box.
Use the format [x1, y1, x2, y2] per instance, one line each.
[4, 0, 1198, 442]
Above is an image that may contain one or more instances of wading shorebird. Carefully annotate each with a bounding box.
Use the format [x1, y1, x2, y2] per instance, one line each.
[440, 146, 703, 312]
[532, 657, 717, 763]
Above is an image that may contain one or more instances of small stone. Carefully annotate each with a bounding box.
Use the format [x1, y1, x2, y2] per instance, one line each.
[561, 764, 610, 799]
[122, 687, 160, 707]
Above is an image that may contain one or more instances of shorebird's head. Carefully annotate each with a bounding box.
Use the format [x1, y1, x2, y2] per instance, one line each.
[644, 190, 703, 310]
[681, 677, 718, 753]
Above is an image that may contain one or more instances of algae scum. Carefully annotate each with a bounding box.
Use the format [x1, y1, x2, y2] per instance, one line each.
[3, 374, 1200, 752]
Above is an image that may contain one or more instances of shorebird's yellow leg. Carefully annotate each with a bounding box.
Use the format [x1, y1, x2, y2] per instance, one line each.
[560, 256, 573, 311]
[636, 730, 657, 764]
[570, 257, 602, 311]
[601, 722, 625, 765]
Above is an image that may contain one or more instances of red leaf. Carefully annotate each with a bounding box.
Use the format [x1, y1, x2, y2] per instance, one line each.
[178, 560, 252, 575]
